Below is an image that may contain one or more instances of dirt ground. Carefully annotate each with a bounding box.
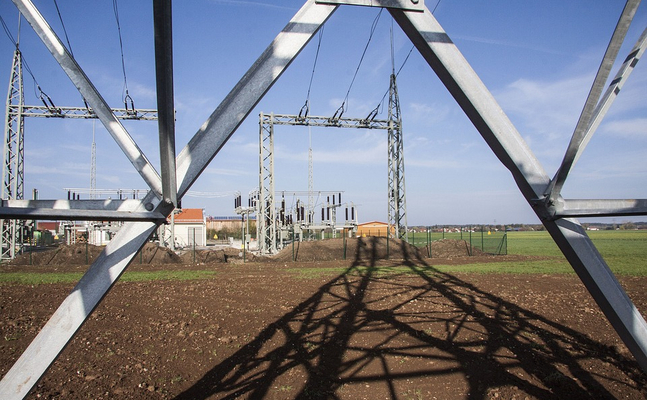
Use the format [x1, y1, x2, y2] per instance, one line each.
[1, 238, 646, 399]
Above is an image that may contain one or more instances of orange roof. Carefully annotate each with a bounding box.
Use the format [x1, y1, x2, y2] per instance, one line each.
[171, 208, 204, 223]
[357, 221, 388, 227]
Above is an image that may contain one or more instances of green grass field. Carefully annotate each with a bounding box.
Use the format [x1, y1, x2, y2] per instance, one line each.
[0, 230, 644, 283]
[504, 230, 647, 276]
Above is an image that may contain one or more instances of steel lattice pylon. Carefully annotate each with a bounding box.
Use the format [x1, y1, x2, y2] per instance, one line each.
[387, 73, 407, 241]
[1, 49, 25, 260]
[257, 111, 403, 253]
[258, 112, 276, 255]
[0, 48, 158, 260]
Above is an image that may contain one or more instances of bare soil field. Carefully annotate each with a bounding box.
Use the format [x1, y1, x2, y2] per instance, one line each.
[1, 238, 645, 399]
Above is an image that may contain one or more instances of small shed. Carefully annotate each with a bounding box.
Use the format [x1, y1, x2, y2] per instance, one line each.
[356, 221, 393, 237]
[171, 208, 207, 247]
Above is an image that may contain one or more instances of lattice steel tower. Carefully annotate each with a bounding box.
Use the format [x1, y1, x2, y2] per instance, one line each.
[387, 73, 407, 241]
[1, 48, 26, 260]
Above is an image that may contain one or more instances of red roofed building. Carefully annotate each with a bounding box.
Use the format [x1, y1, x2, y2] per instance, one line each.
[164, 208, 207, 248]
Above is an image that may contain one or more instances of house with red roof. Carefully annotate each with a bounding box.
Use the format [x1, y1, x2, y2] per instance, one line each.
[165, 208, 207, 248]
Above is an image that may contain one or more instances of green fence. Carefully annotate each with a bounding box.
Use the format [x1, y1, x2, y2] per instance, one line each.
[289, 225, 508, 256]
[408, 226, 507, 256]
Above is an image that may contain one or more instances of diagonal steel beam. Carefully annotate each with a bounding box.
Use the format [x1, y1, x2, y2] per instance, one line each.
[390, 4, 647, 373]
[174, 0, 337, 198]
[11, 0, 163, 197]
[546, 0, 641, 202]
[0, 194, 162, 399]
[0, 2, 337, 397]
[552, 26, 647, 183]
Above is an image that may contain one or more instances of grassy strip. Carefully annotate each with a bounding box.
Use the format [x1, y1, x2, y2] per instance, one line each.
[288, 257, 647, 279]
[0, 270, 217, 285]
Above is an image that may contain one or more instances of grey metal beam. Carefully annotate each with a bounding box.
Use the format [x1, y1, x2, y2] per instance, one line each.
[316, 0, 424, 12]
[544, 219, 647, 369]
[555, 199, 647, 219]
[174, 0, 337, 198]
[390, 5, 647, 373]
[546, 0, 641, 202]
[13, 105, 158, 120]
[551, 26, 647, 184]
[268, 113, 391, 129]
[389, 7, 549, 201]
[11, 0, 163, 197]
[153, 0, 178, 208]
[0, 201, 160, 399]
[0, 199, 165, 221]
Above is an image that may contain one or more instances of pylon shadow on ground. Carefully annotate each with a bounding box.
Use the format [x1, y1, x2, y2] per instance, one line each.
[173, 237, 644, 399]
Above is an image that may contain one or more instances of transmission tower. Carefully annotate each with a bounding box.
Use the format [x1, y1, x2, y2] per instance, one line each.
[1, 47, 157, 260]
[1, 48, 25, 260]
[387, 73, 407, 241]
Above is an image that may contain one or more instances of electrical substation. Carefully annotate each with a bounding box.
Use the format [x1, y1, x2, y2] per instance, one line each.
[0, 0, 646, 398]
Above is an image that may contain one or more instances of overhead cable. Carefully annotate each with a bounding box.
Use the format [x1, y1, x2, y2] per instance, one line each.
[53, 0, 74, 57]
[0, 13, 55, 104]
[113, 0, 134, 112]
[335, 8, 383, 119]
[300, 24, 325, 118]
[373, 0, 441, 115]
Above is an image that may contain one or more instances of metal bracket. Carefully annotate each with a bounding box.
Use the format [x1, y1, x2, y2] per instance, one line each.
[315, 0, 424, 12]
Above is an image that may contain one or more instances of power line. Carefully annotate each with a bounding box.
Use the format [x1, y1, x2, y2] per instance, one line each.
[113, 0, 133, 110]
[52, 0, 74, 57]
[299, 24, 325, 118]
[0, 14, 54, 103]
[372, 0, 442, 115]
[334, 8, 384, 119]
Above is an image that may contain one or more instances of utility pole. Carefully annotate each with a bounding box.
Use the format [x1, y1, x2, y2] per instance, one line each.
[1, 48, 25, 260]
[387, 73, 407, 241]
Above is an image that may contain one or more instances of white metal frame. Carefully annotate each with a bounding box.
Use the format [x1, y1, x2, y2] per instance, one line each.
[0, 0, 646, 398]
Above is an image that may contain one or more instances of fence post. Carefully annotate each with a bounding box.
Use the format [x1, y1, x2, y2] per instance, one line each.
[427, 226, 431, 257]
[442, 226, 445, 239]
[481, 225, 484, 253]
[469, 228, 472, 256]
[292, 226, 295, 262]
[343, 229, 347, 260]
[86, 228, 89, 265]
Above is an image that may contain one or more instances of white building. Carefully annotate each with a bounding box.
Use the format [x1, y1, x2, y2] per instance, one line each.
[168, 208, 207, 248]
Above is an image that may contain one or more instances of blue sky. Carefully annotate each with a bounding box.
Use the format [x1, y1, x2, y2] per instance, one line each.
[1, 0, 646, 225]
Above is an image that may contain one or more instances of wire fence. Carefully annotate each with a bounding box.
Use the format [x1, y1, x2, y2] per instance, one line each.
[313, 225, 508, 256]
[408, 226, 508, 256]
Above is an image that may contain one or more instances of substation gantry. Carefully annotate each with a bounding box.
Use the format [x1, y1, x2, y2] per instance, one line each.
[258, 80, 407, 256]
[1, 47, 157, 260]
[1, 1, 647, 398]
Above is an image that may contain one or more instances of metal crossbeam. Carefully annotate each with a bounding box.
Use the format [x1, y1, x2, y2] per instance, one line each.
[0, 199, 166, 221]
[12, 105, 158, 120]
[268, 113, 391, 129]
[258, 108, 407, 253]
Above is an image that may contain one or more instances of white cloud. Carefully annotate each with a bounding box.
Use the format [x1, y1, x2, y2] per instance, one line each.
[600, 118, 647, 138]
